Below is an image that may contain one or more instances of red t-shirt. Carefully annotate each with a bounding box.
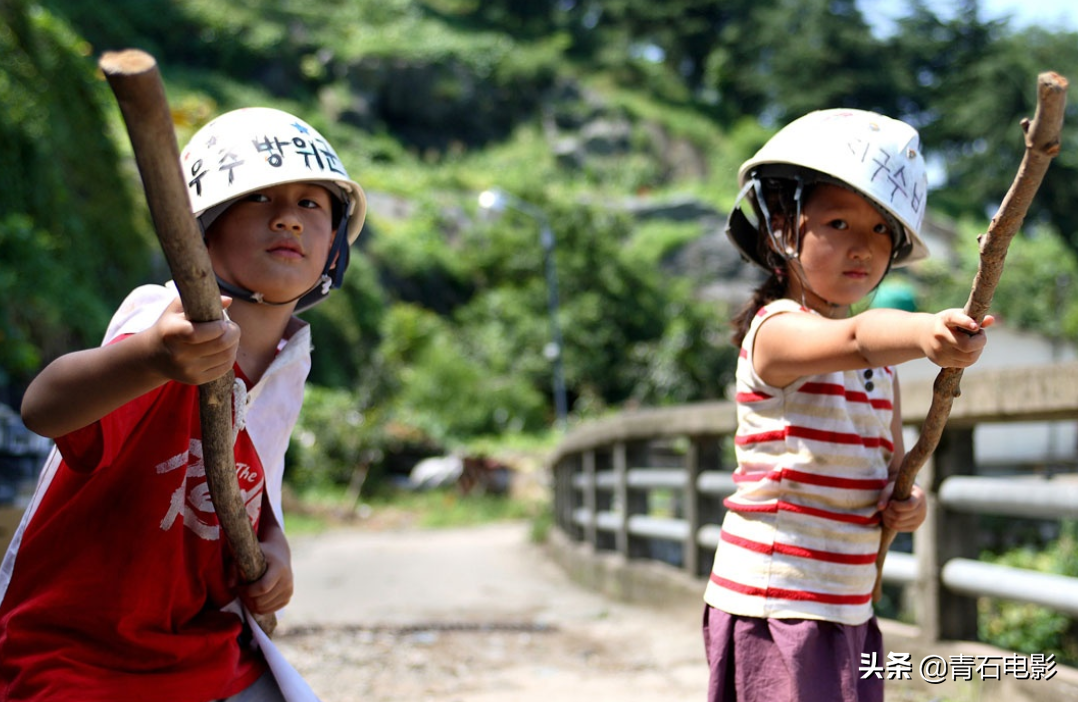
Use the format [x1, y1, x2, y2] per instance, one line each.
[0, 356, 266, 701]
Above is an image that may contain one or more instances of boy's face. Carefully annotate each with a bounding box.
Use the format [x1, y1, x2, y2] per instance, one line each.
[206, 182, 338, 307]
[788, 183, 893, 312]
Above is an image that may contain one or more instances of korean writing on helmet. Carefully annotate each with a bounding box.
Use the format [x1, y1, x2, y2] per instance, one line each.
[846, 137, 925, 220]
[186, 126, 346, 197]
[254, 130, 345, 174]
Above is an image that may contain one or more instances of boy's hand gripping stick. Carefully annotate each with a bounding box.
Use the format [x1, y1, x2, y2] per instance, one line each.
[99, 49, 276, 635]
[873, 72, 1068, 603]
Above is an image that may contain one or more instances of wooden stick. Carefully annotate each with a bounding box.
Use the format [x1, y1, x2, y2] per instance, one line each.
[873, 71, 1069, 602]
[98, 49, 276, 634]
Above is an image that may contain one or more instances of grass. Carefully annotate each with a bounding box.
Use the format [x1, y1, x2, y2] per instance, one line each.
[371, 489, 544, 528]
[283, 482, 551, 542]
[284, 434, 556, 543]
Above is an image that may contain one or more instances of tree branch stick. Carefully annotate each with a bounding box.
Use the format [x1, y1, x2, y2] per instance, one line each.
[873, 71, 1069, 602]
[99, 49, 275, 634]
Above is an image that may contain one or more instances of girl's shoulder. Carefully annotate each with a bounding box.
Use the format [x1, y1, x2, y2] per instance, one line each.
[747, 298, 813, 335]
[739, 299, 810, 385]
[759, 298, 809, 316]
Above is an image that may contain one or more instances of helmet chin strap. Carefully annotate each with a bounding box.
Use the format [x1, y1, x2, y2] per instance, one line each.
[759, 173, 845, 316]
[785, 258, 843, 316]
[760, 172, 901, 318]
[215, 273, 332, 307]
[203, 204, 349, 311]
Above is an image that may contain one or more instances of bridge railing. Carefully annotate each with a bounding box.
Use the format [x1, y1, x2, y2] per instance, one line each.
[549, 361, 1078, 644]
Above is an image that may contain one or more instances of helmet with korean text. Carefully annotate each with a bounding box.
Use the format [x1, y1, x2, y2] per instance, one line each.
[726, 108, 929, 272]
[180, 107, 367, 311]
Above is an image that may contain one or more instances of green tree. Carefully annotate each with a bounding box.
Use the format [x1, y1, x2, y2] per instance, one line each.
[0, 0, 153, 394]
[12, 0, 1078, 447]
[304, 252, 389, 392]
[747, 0, 901, 120]
[953, 27, 1078, 247]
[459, 200, 736, 418]
[920, 219, 1078, 344]
[571, 0, 751, 93]
[379, 303, 547, 440]
[889, 2, 1078, 247]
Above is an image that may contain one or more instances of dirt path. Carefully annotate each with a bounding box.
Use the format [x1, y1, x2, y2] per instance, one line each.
[273, 521, 710, 702]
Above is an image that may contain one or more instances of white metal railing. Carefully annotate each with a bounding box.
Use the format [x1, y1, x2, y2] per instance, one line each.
[550, 361, 1078, 646]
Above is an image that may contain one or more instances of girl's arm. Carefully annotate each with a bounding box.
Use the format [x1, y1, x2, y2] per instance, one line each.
[21, 296, 239, 438]
[878, 376, 927, 531]
[753, 307, 992, 388]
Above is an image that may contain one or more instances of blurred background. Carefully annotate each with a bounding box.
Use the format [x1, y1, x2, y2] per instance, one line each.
[3, 0, 1078, 523]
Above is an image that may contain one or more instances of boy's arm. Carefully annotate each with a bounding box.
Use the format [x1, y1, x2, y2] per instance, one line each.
[21, 296, 239, 438]
[754, 307, 992, 388]
[239, 495, 294, 615]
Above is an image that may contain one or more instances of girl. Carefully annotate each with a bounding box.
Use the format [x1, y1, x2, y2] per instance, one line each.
[702, 108, 992, 702]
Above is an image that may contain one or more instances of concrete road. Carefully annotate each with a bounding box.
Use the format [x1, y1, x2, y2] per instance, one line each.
[274, 521, 710, 702]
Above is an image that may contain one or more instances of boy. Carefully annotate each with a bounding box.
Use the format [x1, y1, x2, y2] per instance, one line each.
[0, 107, 365, 701]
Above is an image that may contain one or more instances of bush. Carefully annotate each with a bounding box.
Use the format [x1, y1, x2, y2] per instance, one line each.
[0, 2, 153, 388]
[383, 305, 549, 441]
[979, 521, 1078, 666]
[286, 385, 375, 492]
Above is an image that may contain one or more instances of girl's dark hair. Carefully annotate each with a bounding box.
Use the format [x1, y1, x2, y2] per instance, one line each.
[731, 273, 786, 348]
[729, 176, 806, 348]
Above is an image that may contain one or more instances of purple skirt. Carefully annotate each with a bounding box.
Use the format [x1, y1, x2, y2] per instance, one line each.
[702, 606, 883, 702]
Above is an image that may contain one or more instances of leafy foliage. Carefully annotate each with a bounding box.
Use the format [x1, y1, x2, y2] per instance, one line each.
[0, 0, 154, 394]
[7, 0, 1078, 471]
[286, 385, 375, 490]
[888, 6, 1078, 246]
[919, 218, 1078, 335]
[979, 521, 1078, 665]
[381, 303, 548, 440]
[302, 253, 388, 390]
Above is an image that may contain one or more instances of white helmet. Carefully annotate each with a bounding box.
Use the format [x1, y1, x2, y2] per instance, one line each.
[180, 107, 368, 310]
[727, 108, 929, 270]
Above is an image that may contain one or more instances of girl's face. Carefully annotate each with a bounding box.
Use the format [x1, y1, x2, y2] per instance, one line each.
[785, 183, 894, 316]
[206, 182, 337, 306]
